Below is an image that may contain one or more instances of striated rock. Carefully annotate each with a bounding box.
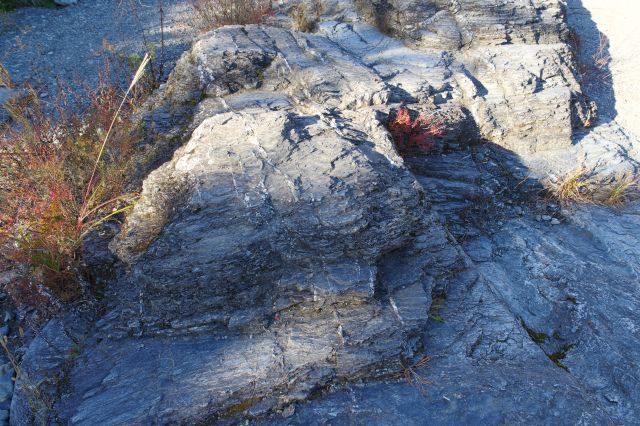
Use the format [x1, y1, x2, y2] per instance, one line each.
[46, 26, 468, 424]
[385, 0, 566, 48]
[458, 43, 581, 153]
[10, 1, 640, 425]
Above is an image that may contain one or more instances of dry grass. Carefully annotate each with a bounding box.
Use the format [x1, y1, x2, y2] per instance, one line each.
[604, 180, 637, 206]
[551, 169, 591, 203]
[593, 33, 611, 69]
[0, 55, 150, 306]
[354, 0, 394, 35]
[566, 28, 612, 89]
[392, 355, 432, 395]
[190, 0, 273, 32]
[551, 169, 638, 206]
[290, 1, 322, 33]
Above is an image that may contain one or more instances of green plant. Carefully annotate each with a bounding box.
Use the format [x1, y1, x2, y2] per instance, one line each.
[0, 0, 56, 12]
[428, 291, 446, 322]
[604, 180, 637, 206]
[0, 55, 150, 304]
[190, 0, 273, 32]
[521, 320, 548, 344]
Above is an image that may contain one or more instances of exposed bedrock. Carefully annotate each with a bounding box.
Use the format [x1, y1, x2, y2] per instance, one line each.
[9, 1, 640, 425]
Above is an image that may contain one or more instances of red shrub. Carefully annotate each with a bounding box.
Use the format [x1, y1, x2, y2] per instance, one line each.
[387, 107, 443, 156]
[0, 61, 145, 303]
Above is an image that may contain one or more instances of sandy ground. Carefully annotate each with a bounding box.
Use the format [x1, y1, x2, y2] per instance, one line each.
[568, 0, 640, 139]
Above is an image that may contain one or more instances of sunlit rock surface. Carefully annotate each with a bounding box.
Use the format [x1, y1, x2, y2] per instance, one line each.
[10, 1, 640, 425]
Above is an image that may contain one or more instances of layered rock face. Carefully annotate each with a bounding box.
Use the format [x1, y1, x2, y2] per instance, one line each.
[9, 1, 640, 425]
[31, 25, 470, 426]
[401, 0, 588, 153]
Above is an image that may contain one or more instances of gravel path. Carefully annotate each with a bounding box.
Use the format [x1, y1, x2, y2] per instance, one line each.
[0, 0, 196, 99]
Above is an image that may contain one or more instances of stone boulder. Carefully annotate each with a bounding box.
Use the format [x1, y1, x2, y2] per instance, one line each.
[27, 25, 466, 424]
[10, 1, 640, 425]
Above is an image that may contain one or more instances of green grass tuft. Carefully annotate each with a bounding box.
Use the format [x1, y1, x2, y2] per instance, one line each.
[0, 0, 56, 13]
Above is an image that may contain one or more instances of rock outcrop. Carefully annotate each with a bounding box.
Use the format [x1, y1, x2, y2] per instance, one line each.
[9, 1, 640, 425]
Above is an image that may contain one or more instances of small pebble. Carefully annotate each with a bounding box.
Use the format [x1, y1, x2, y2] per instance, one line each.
[541, 215, 552, 221]
[281, 404, 295, 418]
[551, 218, 561, 225]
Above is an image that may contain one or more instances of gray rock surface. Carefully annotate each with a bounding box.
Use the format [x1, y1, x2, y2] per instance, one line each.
[0, 87, 16, 123]
[54, 29, 466, 418]
[263, 146, 640, 426]
[6, 1, 640, 425]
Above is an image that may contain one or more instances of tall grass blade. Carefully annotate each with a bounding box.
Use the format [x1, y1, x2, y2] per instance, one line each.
[79, 53, 149, 231]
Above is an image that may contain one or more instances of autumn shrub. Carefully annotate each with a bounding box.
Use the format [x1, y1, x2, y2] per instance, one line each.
[190, 0, 273, 32]
[0, 56, 150, 305]
[387, 107, 443, 156]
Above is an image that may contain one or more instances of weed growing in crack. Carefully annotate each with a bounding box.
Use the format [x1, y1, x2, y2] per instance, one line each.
[392, 355, 432, 395]
[387, 107, 443, 157]
[592, 33, 611, 70]
[604, 180, 637, 206]
[551, 169, 638, 206]
[552, 169, 590, 203]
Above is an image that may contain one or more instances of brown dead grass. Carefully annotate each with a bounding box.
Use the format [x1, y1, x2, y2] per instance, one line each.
[551, 169, 638, 206]
[189, 0, 273, 32]
[392, 355, 432, 395]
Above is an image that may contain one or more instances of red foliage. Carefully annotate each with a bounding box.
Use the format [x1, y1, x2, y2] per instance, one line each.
[387, 107, 443, 156]
[4, 277, 58, 313]
[0, 65, 140, 302]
